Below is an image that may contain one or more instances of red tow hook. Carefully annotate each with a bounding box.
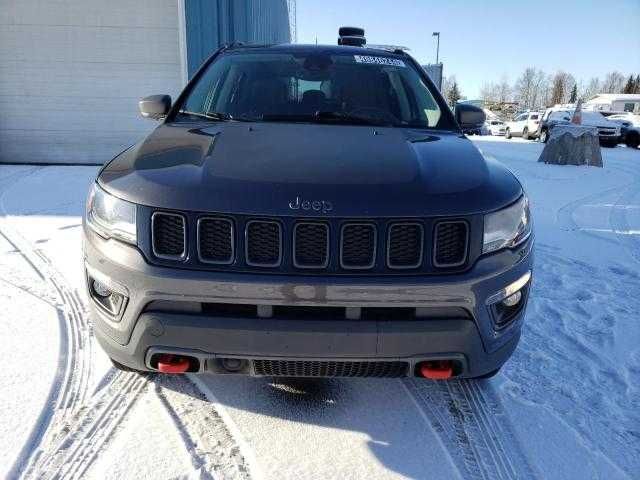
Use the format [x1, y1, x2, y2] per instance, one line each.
[418, 360, 453, 380]
[156, 354, 191, 374]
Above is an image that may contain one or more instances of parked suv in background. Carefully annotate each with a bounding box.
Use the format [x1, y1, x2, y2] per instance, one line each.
[505, 111, 541, 140]
[604, 112, 640, 149]
[537, 108, 622, 147]
[83, 29, 533, 381]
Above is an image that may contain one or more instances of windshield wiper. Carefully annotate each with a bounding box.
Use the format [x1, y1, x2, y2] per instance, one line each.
[258, 112, 391, 126]
[313, 111, 392, 126]
[179, 111, 255, 122]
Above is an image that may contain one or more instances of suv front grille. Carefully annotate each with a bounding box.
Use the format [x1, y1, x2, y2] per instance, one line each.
[246, 220, 281, 267]
[145, 210, 477, 273]
[293, 222, 329, 268]
[198, 217, 234, 264]
[152, 212, 185, 259]
[387, 223, 423, 269]
[433, 221, 468, 268]
[253, 359, 409, 378]
[341, 223, 376, 269]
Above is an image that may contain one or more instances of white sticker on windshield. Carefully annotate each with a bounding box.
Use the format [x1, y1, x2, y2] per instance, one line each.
[354, 55, 406, 67]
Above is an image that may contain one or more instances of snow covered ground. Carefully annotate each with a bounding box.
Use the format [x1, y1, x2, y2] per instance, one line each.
[0, 138, 638, 480]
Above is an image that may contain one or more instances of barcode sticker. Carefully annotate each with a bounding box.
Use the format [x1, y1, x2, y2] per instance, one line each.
[354, 55, 406, 67]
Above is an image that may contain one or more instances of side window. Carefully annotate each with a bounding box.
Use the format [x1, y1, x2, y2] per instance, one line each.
[530, 114, 539, 120]
[623, 103, 635, 112]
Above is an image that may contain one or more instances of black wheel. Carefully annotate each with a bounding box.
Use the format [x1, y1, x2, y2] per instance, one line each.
[625, 131, 640, 149]
[505, 128, 512, 139]
[473, 368, 501, 379]
[540, 129, 548, 143]
[111, 357, 146, 374]
[522, 127, 529, 140]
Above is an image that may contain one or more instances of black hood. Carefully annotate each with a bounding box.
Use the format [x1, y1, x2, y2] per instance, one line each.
[99, 122, 522, 217]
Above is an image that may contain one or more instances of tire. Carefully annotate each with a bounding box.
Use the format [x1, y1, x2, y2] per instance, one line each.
[111, 357, 146, 374]
[505, 128, 511, 139]
[625, 131, 640, 149]
[522, 127, 529, 140]
[540, 129, 548, 143]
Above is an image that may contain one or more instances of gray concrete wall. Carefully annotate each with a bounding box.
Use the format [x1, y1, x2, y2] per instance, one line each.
[0, 0, 184, 164]
[184, 0, 292, 78]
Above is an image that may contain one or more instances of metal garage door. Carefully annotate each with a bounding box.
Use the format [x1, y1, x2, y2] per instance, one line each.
[0, 0, 184, 164]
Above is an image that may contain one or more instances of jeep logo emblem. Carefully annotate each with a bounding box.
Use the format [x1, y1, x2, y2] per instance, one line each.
[289, 196, 333, 214]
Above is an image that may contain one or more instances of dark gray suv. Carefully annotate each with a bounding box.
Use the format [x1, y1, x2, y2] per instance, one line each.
[83, 31, 533, 380]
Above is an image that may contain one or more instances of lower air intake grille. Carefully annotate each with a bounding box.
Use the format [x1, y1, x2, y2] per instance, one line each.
[246, 220, 281, 266]
[341, 223, 376, 269]
[252, 360, 409, 378]
[387, 223, 423, 268]
[434, 221, 468, 267]
[152, 212, 185, 259]
[198, 217, 233, 264]
[294, 222, 329, 268]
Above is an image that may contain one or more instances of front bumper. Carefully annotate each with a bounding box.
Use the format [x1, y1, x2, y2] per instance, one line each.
[84, 225, 533, 378]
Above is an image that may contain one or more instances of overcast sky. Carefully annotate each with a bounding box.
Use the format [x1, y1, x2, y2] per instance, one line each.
[296, 0, 640, 98]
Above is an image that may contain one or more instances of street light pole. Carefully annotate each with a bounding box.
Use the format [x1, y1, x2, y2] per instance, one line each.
[432, 32, 440, 64]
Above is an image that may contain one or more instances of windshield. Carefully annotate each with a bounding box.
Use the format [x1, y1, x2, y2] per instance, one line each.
[177, 50, 446, 129]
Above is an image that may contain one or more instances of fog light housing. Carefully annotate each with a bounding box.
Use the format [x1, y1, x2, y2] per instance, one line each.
[92, 279, 111, 297]
[85, 266, 128, 319]
[502, 290, 522, 307]
[487, 271, 531, 329]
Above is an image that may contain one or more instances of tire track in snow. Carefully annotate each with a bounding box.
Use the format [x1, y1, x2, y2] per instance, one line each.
[1, 167, 249, 479]
[0, 224, 93, 480]
[607, 165, 640, 264]
[155, 375, 253, 480]
[0, 236, 150, 480]
[0, 170, 150, 480]
[0, 225, 148, 480]
[404, 379, 536, 480]
[556, 161, 640, 259]
[42, 371, 148, 480]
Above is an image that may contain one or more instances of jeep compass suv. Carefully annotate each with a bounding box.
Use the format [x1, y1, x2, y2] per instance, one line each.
[84, 30, 533, 380]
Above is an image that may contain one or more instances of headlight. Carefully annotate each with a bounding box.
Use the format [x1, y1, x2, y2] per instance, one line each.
[86, 183, 137, 244]
[483, 195, 531, 254]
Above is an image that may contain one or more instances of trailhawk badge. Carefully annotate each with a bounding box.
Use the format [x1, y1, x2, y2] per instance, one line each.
[289, 196, 333, 214]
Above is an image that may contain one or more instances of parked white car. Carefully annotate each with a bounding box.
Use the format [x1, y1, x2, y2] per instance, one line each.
[505, 111, 541, 140]
[606, 113, 640, 148]
[486, 120, 507, 136]
[606, 112, 640, 125]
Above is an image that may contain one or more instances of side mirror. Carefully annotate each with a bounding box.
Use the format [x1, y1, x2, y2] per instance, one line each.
[455, 104, 486, 132]
[139, 95, 171, 120]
